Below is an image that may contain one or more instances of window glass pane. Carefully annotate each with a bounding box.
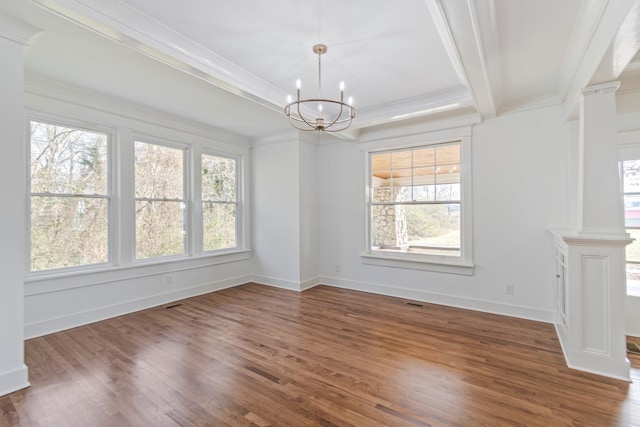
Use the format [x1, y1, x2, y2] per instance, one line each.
[413, 167, 436, 185]
[625, 195, 640, 227]
[412, 167, 435, 201]
[135, 142, 183, 199]
[203, 203, 236, 251]
[436, 144, 460, 166]
[371, 203, 460, 256]
[623, 160, 640, 193]
[413, 148, 435, 167]
[405, 204, 460, 254]
[31, 196, 108, 271]
[136, 201, 185, 259]
[371, 153, 390, 172]
[391, 151, 412, 170]
[202, 154, 236, 202]
[436, 183, 461, 201]
[30, 121, 108, 195]
[390, 186, 411, 200]
[412, 185, 435, 202]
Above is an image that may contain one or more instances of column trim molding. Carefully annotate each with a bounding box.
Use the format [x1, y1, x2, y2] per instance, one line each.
[581, 81, 621, 96]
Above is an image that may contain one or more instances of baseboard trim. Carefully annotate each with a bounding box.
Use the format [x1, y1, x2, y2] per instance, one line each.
[319, 276, 554, 323]
[251, 275, 320, 292]
[0, 364, 29, 397]
[24, 274, 252, 339]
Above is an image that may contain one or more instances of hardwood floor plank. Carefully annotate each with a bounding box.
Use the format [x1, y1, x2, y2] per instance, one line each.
[2, 283, 640, 426]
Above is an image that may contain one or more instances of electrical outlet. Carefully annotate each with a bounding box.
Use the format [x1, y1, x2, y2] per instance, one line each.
[506, 284, 514, 295]
[166, 276, 174, 285]
[335, 265, 341, 273]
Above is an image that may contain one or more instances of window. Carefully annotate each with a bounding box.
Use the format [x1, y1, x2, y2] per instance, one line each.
[134, 141, 186, 260]
[621, 159, 640, 296]
[29, 120, 110, 271]
[27, 112, 247, 277]
[201, 153, 238, 251]
[366, 139, 471, 272]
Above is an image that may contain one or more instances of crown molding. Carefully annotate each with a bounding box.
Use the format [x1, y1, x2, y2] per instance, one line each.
[358, 110, 481, 144]
[353, 86, 473, 130]
[498, 93, 563, 116]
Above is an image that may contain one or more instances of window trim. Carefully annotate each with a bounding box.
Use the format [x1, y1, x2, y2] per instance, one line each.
[362, 133, 474, 274]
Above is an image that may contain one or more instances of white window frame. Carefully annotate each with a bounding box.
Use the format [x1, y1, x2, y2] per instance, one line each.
[27, 115, 115, 275]
[133, 137, 189, 262]
[362, 132, 474, 275]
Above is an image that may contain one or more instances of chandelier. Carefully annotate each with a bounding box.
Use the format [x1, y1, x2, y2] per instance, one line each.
[284, 44, 356, 132]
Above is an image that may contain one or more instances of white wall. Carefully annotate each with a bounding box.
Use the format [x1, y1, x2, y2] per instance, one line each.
[317, 106, 569, 322]
[25, 258, 251, 338]
[0, 35, 30, 395]
[299, 141, 319, 285]
[251, 140, 301, 287]
[251, 137, 320, 290]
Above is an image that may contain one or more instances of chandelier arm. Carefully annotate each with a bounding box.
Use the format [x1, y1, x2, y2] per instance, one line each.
[285, 99, 356, 131]
[323, 100, 345, 131]
[295, 100, 319, 130]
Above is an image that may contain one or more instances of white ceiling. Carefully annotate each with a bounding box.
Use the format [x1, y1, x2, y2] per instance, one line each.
[2, 0, 640, 141]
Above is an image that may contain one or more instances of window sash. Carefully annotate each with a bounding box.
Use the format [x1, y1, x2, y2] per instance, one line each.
[368, 141, 463, 260]
[29, 119, 112, 272]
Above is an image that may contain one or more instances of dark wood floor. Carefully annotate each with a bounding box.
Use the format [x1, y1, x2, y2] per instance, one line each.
[2, 283, 640, 426]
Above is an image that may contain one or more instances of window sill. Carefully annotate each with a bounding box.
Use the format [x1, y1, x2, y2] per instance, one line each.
[361, 251, 474, 275]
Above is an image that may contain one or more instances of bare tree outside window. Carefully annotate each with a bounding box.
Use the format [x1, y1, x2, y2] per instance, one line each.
[134, 141, 186, 259]
[30, 121, 109, 271]
[202, 153, 237, 251]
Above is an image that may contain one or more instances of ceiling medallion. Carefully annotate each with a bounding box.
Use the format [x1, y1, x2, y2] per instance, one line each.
[285, 44, 356, 132]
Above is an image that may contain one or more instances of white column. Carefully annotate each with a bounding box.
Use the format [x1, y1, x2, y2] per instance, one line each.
[0, 13, 41, 396]
[551, 81, 631, 381]
[578, 81, 625, 235]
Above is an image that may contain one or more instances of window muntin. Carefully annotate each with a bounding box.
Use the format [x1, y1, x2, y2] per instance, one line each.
[29, 121, 110, 271]
[369, 142, 461, 257]
[134, 141, 186, 260]
[202, 153, 238, 251]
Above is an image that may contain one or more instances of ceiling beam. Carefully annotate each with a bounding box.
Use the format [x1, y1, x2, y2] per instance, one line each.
[558, 0, 640, 119]
[29, 0, 289, 114]
[425, 0, 498, 120]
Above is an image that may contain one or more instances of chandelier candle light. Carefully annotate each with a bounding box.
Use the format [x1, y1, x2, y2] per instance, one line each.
[285, 44, 356, 132]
